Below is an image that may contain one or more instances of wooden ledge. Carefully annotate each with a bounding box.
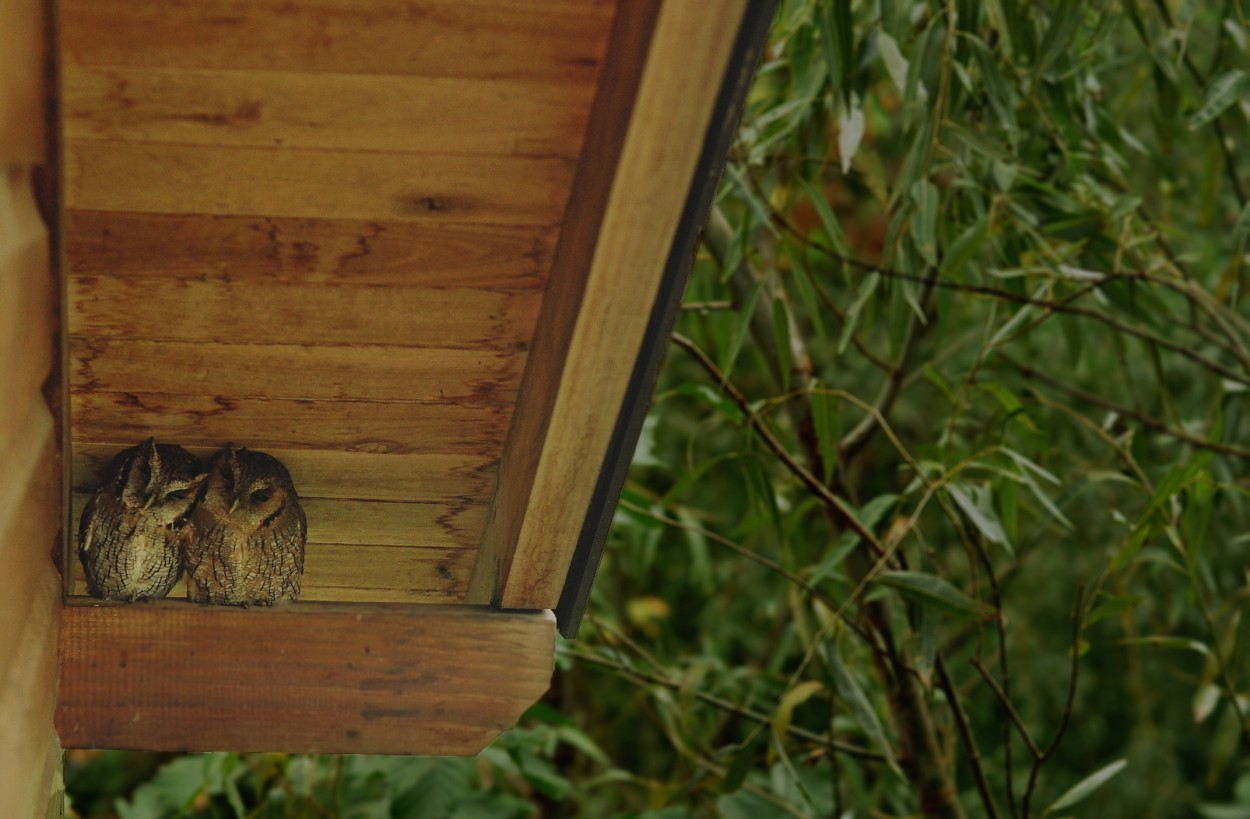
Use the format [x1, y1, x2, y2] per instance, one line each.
[56, 600, 555, 755]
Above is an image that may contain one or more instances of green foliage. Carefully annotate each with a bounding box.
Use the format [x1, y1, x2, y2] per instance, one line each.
[68, 1, 1250, 817]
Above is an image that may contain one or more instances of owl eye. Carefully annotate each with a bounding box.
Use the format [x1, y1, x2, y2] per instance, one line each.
[250, 489, 272, 504]
[165, 489, 191, 501]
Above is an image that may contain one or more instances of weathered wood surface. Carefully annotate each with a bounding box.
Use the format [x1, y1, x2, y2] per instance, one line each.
[62, 0, 612, 82]
[1, 0, 63, 805]
[57, 602, 556, 754]
[67, 143, 576, 225]
[66, 211, 554, 288]
[62, 0, 614, 603]
[65, 65, 595, 158]
[472, 0, 750, 608]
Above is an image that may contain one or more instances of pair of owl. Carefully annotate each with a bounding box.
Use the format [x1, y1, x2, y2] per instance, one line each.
[78, 438, 307, 606]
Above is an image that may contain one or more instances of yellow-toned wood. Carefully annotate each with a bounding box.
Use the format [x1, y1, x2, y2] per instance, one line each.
[71, 339, 523, 404]
[0, 168, 54, 461]
[73, 445, 497, 503]
[0, 0, 45, 162]
[63, 0, 612, 83]
[71, 492, 485, 549]
[57, 602, 556, 754]
[472, 0, 750, 607]
[67, 542, 475, 603]
[66, 66, 595, 158]
[72, 392, 508, 455]
[67, 211, 554, 289]
[66, 141, 575, 225]
[70, 275, 540, 348]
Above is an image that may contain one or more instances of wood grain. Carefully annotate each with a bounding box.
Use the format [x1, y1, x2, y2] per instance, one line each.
[70, 274, 541, 349]
[73, 444, 498, 503]
[71, 338, 524, 404]
[62, 0, 612, 84]
[72, 392, 509, 455]
[0, 0, 45, 162]
[472, 0, 750, 607]
[57, 602, 556, 754]
[0, 167, 55, 460]
[65, 65, 595, 158]
[66, 542, 476, 603]
[65, 141, 576, 225]
[66, 210, 554, 289]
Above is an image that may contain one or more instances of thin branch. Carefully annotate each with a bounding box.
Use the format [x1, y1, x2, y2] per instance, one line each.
[936, 653, 1002, 819]
[970, 657, 1042, 760]
[1006, 358, 1250, 459]
[1021, 585, 1086, 819]
[670, 332, 891, 558]
[560, 647, 885, 761]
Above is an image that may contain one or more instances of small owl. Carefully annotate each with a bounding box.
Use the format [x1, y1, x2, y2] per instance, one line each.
[78, 438, 206, 601]
[185, 444, 307, 606]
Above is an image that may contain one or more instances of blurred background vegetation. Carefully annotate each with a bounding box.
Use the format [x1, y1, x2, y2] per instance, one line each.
[66, 0, 1250, 816]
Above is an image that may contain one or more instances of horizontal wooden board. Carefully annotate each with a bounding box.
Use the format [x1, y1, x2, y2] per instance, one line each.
[72, 392, 508, 455]
[72, 444, 498, 502]
[61, 0, 612, 84]
[71, 338, 524, 404]
[65, 141, 576, 225]
[71, 490, 485, 549]
[65, 66, 595, 158]
[69, 275, 541, 349]
[66, 210, 554, 288]
[0, 0, 45, 162]
[66, 542, 475, 603]
[57, 602, 557, 754]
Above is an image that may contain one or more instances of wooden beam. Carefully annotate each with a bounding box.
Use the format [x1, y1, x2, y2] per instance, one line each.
[470, 0, 749, 608]
[57, 602, 555, 755]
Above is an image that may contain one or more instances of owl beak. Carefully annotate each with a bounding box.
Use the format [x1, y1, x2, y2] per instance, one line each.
[228, 497, 240, 516]
[142, 494, 156, 511]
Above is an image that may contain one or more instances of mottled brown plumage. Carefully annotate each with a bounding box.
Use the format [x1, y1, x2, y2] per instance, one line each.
[185, 444, 306, 606]
[78, 438, 206, 601]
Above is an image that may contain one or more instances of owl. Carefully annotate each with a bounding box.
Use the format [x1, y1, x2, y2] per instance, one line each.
[78, 438, 206, 601]
[185, 444, 307, 606]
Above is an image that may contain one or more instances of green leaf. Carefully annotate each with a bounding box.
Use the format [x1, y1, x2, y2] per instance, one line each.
[1034, 0, 1083, 79]
[1117, 636, 1210, 655]
[771, 298, 793, 391]
[798, 177, 851, 256]
[948, 484, 1012, 552]
[1043, 758, 1127, 815]
[771, 680, 824, 740]
[911, 180, 939, 265]
[811, 384, 841, 484]
[720, 278, 765, 378]
[876, 570, 988, 618]
[825, 643, 903, 777]
[838, 273, 879, 353]
[940, 216, 988, 278]
[1231, 199, 1250, 255]
[1189, 69, 1250, 130]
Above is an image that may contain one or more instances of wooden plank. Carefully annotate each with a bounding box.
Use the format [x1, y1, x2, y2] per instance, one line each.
[0, 0, 45, 162]
[71, 392, 508, 455]
[471, 0, 750, 608]
[71, 338, 524, 405]
[66, 211, 554, 289]
[0, 166, 54, 461]
[65, 66, 595, 158]
[72, 444, 498, 503]
[71, 490, 485, 549]
[67, 542, 476, 604]
[57, 602, 556, 754]
[69, 275, 541, 349]
[65, 141, 576, 225]
[61, 0, 612, 84]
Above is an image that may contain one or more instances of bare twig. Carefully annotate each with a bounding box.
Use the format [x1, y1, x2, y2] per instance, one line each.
[936, 653, 1002, 819]
[1021, 585, 1086, 818]
[561, 647, 884, 760]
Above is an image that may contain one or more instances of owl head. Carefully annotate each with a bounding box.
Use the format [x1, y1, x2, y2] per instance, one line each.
[202, 444, 301, 530]
[113, 438, 206, 526]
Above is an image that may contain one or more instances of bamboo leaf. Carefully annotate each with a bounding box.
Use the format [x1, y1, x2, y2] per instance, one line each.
[1043, 758, 1128, 815]
[876, 570, 988, 618]
[771, 680, 824, 741]
[1189, 69, 1250, 130]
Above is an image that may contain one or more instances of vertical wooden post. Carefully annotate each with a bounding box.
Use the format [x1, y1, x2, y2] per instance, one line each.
[0, 0, 63, 814]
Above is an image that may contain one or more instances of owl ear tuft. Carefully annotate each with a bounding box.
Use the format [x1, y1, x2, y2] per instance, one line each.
[142, 437, 160, 475]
